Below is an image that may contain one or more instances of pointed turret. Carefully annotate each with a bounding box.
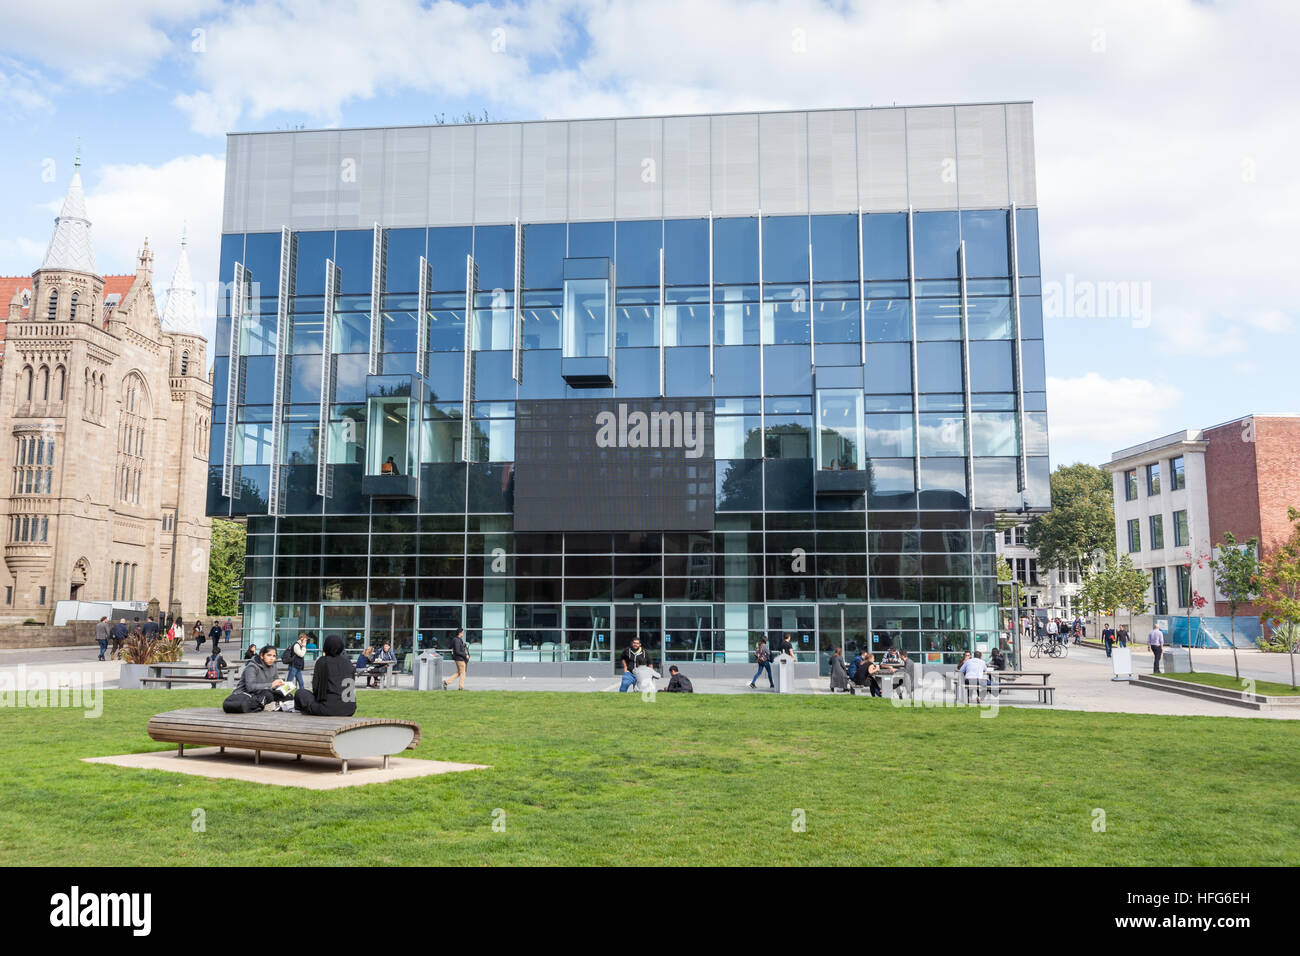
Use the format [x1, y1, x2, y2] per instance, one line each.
[40, 153, 98, 275]
[161, 231, 201, 335]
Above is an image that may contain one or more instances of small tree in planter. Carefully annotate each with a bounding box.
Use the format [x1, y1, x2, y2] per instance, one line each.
[115, 631, 165, 689]
[1255, 507, 1300, 690]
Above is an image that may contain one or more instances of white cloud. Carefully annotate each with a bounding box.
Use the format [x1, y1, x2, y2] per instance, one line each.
[0, 237, 47, 272]
[0, 56, 53, 114]
[67, 155, 227, 345]
[1047, 373, 1183, 463]
[0, 1, 218, 88]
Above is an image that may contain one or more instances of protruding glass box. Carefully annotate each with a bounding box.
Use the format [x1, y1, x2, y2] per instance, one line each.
[561, 257, 614, 387]
[361, 373, 420, 498]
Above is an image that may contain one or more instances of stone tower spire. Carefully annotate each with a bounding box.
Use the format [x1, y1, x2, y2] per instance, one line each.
[40, 152, 98, 275]
[161, 231, 201, 335]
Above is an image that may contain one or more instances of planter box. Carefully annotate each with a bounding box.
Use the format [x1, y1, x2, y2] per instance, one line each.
[119, 663, 149, 689]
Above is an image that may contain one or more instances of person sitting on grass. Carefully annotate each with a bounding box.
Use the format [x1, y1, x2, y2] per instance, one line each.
[295, 634, 358, 717]
[663, 665, 694, 693]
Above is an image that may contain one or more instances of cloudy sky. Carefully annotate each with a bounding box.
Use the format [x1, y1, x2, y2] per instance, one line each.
[0, 0, 1294, 468]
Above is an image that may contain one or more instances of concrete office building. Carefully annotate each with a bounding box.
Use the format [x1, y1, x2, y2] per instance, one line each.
[1107, 414, 1300, 623]
[208, 104, 1051, 674]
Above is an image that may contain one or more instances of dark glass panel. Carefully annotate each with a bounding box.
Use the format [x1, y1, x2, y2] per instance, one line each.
[912, 211, 960, 279]
[960, 209, 1010, 278]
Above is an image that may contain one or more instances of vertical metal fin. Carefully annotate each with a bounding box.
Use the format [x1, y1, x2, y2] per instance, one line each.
[269, 227, 297, 516]
[512, 219, 525, 383]
[462, 254, 478, 461]
[222, 262, 248, 499]
[317, 259, 340, 498]
[368, 222, 386, 376]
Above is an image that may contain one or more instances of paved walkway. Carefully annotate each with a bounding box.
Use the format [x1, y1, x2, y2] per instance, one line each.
[2, 644, 1296, 719]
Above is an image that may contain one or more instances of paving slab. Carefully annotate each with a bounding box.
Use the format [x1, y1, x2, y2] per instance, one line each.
[82, 748, 488, 790]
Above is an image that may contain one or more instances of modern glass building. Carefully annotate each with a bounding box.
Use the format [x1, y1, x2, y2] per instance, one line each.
[209, 104, 1051, 676]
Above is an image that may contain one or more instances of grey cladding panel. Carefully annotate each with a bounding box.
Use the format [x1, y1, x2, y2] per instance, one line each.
[615, 117, 663, 220]
[520, 121, 568, 222]
[662, 115, 710, 218]
[808, 110, 858, 213]
[857, 108, 908, 211]
[956, 104, 1009, 208]
[905, 106, 958, 210]
[384, 126, 433, 227]
[568, 120, 615, 221]
[711, 113, 759, 216]
[759, 111, 808, 214]
[428, 125, 476, 225]
[289, 130, 341, 230]
[1005, 103, 1037, 207]
[475, 123, 522, 223]
[221, 104, 1036, 230]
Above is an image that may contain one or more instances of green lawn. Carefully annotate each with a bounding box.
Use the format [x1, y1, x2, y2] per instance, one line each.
[1163, 671, 1300, 696]
[1, 689, 1297, 866]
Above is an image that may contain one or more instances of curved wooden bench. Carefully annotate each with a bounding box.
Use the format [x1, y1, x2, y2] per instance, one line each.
[147, 707, 422, 774]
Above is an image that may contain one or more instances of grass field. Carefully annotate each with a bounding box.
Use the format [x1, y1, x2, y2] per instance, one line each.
[1, 689, 1297, 866]
[1163, 672, 1300, 696]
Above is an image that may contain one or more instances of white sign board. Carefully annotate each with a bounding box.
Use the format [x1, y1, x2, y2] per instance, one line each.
[1111, 646, 1135, 680]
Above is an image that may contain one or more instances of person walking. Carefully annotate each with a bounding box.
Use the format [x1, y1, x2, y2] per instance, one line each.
[142, 616, 159, 641]
[193, 619, 205, 651]
[222, 617, 233, 646]
[209, 620, 223, 653]
[1046, 617, 1058, 647]
[442, 627, 470, 690]
[1116, 625, 1129, 648]
[1102, 624, 1115, 658]
[1147, 623, 1165, 674]
[111, 618, 127, 657]
[284, 632, 310, 690]
[94, 616, 110, 661]
[617, 636, 649, 692]
[748, 637, 773, 689]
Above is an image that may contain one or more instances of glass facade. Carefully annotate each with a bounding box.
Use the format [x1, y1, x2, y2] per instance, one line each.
[210, 190, 1048, 671]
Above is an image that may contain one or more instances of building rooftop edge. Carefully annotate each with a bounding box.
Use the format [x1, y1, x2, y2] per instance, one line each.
[1110, 412, 1300, 464]
[226, 100, 1036, 139]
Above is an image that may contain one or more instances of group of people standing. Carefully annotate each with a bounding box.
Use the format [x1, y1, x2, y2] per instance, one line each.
[93, 613, 194, 661]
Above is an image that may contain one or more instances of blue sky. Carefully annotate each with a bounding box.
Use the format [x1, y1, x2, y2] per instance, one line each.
[0, 0, 1295, 469]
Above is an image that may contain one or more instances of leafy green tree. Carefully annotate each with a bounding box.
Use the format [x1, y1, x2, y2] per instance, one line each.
[206, 519, 246, 618]
[1078, 562, 1116, 624]
[1025, 463, 1116, 576]
[1209, 531, 1259, 680]
[1255, 508, 1300, 689]
[1111, 554, 1150, 636]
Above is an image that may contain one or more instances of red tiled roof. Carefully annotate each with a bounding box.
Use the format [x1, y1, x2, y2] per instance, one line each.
[0, 274, 136, 320]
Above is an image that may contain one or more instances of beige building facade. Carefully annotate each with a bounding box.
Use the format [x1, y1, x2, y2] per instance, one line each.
[0, 159, 212, 623]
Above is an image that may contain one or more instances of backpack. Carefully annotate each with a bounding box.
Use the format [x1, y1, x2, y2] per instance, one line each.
[205, 656, 221, 680]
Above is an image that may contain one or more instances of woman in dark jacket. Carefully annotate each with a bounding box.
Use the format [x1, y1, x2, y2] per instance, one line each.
[295, 635, 357, 717]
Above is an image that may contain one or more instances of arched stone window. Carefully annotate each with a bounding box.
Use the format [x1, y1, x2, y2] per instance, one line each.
[55, 366, 65, 402]
[69, 292, 79, 321]
[47, 290, 57, 320]
[39, 366, 49, 401]
[22, 365, 33, 402]
[181, 351, 189, 376]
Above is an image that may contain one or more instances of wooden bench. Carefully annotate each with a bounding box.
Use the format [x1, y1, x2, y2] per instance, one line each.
[147, 707, 422, 774]
[139, 676, 228, 689]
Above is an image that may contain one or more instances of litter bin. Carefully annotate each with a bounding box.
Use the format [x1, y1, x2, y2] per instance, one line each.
[773, 653, 797, 694]
[1161, 647, 1189, 673]
[413, 650, 444, 690]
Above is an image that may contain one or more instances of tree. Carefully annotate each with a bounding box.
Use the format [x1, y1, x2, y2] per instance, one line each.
[1255, 507, 1300, 689]
[1111, 554, 1150, 636]
[206, 519, 246, 618]
[1078, 561, 1117, 624]
[1209, 531, 1259, 680]
[1025, 463, 1116, 576]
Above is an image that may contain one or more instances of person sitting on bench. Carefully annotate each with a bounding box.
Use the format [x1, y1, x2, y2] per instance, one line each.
[852, 653, 882, 697]
[295, 634, 358, 717]
[223, 645, 285, 713]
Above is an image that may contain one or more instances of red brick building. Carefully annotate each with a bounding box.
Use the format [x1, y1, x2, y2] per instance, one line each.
[1108, 414, 1300, 622]
[1, 275, 135, 366]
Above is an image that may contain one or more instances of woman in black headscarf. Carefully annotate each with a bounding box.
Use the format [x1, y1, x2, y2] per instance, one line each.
[294, 635, 357, 717]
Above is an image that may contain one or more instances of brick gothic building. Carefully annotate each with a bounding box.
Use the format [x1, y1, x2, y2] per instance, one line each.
[0, 158, 213, 622]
